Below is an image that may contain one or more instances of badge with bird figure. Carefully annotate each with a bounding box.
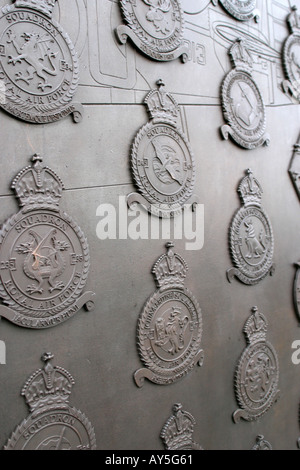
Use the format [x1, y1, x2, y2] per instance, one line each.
[0, 154, 95, 329]
[127, 80, 196, 218]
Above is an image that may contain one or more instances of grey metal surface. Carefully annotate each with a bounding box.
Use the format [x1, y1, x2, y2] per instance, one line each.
[0, 0, 299, 451]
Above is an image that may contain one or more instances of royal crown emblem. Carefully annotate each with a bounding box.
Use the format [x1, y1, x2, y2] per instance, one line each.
[289, 136, 300, 202]
[282, 6, 300, 102]
[0, 154, 95, 329]
[160, 404, 203, 450]
[133, 242, 204, 387]
[293, 261, 300, 324]
[0, 0, 82, 123]
[251, 435, 272, 450]
[220, 38, 269, 150]
[211, 0, 260, 22]
[127, 80, 196, 218]
[115, 0, 189, 62]
[233, 307, 280, 423]
[227, 169, 275, 285]
[4, 353, 96, 450]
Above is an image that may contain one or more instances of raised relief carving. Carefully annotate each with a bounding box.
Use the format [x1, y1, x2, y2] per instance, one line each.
[221, 39, 270, 150]
[4, 352, 96, 450]
[127, 80, 196, 218]
[233, 307, 280, 423]
[294, 261, 300, 324]
[282, 6, 300, 102]
[116, 0, 189, 62]
[227, 169, 275, 286]
[161, 403, 203, 450]
[289, 136, 300, 202]
[0, 154, 95, 329]
[251, 435, 272, 450]
[211, 0, 260, 23]
[0, 0, 82, 123]
[134, 242, 204, 387]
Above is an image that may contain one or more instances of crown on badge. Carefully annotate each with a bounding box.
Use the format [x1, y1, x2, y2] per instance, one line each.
[238, 169, 263, 207]
[244, 307, 268, 345]
[11, 154, 64, 213]
[145, 80, 179, 126]
[152, 242, 188, 291]
[229, 38, 254, 73]
[161, 404, 197, 450]
[15, 0, 56, 17]
[287, 5, 300, 33]
[21, 353, 75, 414]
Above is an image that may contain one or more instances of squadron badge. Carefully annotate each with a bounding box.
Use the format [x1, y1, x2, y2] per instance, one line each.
[0, 154, 95, 329]
[160, 404, 203, 450]
[0, 0, 82, 123]
[134, 242, 204, 387]
[233, 307, 280, 423]
[293, 261, 300, 324]
[221, 38, 269, 150]
[227, 169, 275, 286]
[127, 80, 196, 218]
[116, 0, 189, 62]
[282, 6, 300, 102]
[289, 135, 300, 201]
[211, 0, 260, 23]
[4, 352, 96, 450]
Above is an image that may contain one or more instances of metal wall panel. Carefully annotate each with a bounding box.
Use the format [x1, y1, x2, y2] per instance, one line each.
[0, 0, 300, 450]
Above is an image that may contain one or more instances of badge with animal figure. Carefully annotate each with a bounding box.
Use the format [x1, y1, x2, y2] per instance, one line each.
[293, 261, 300, 324]
[0, 154, 95, 329]
[134, 242, 204, 387]
[116, 0, 189, 62]
[4, 352, 96, 450]
[220, 38, 269, 150]
[282, 6, 300, 102]
[211, 0, 260, 23]
[127, 80, 196, 218]
[227, 169, 275, 286]
[233, 307, 280, 423]
[0, 0, 82, 123]
[160, 404, 203, 450]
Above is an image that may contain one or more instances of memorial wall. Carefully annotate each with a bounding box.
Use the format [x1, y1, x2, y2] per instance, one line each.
[0, 0, 300, 450]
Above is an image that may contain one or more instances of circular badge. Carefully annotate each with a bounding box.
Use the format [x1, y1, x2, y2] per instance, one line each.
[235, 341, 279, 421]
[221, 70, 267, 149]
[137, 288, 203, 385]
[4, 407, 96, 450]
[131, 122, 195, 216]
[283, 33, 300, 98]
[218, 0, 258, 22]
[0, 7, 79, 123]
[0, 209, 89, 328]
[229, 206, 274, 285]
[118, 0, 187, 61]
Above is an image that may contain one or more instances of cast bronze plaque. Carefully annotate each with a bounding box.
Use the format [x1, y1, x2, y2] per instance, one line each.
[211, 0, 260, 22]
[233, 307, 280, 423]
[161, 403, 203, 450]
[282, 6, 300, 102]
[127, 80, 196, 218]
[4, 353, 96, 450]
[0, 154, 95, 329]
[134, 242, 204, 387]
[116, 0, 189, 62]
[0, 0, 82, 123]
[221, 39, 269, 150]
[227, 169, 275, 285]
